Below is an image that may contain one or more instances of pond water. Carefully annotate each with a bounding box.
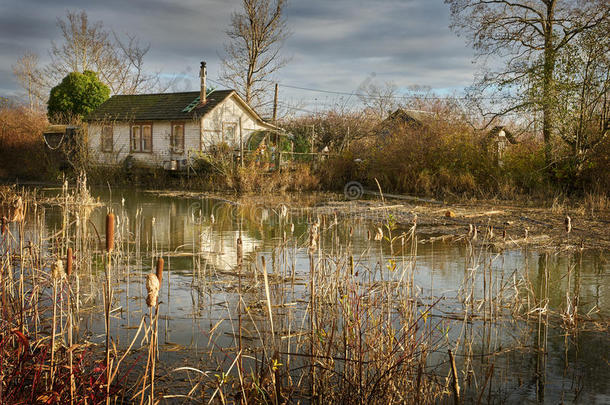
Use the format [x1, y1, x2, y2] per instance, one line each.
[34, 188, 610, 403]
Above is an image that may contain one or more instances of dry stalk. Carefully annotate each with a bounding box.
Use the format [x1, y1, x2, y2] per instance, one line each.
[141, 257, 163, 405]
[66, 247, 74, 405]
[105, 212, 114, 405]
[50, 258, 63, 388]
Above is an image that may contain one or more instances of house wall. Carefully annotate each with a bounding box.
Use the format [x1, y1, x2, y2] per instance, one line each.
[201, 94, 269, 150]
[88, 94, 271, 167]
[88, 120, 200, 167]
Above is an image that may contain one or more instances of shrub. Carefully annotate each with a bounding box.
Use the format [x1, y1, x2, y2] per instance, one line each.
[321, 114, 501, 198]
[47, 71, 110, 122]
[0, 104, 58, 180]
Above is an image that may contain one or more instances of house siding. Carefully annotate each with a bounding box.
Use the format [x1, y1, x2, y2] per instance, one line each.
[89, 120, 200, 166]
[201, 94, 268, 150]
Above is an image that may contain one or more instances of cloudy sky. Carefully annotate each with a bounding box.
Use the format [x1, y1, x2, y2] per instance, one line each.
[0, 0, 477, 111]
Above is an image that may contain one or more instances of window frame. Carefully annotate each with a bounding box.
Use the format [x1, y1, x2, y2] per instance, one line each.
[101, 125, 113, 152]
[171, 121, 185, 154]
[222, 122, 238, 145]
[130, 122, 153, 153]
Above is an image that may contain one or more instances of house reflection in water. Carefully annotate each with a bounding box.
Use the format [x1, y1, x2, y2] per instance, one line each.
[101, 196, 262, 272]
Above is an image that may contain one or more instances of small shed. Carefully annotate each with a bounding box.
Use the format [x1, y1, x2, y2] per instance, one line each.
[485, 126, 517, 166]
[377, 108, 433, 139]
[43, 124, 82, 168]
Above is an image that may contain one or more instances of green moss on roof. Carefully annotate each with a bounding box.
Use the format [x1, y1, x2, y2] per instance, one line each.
[85, 90, 234, 122]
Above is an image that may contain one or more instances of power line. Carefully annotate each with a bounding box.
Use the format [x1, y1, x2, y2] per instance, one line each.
[209, 76, 509, 105]
[274, 83, 476, 100]
[210, 76, 464, 101]
[277, 102, 320, 114]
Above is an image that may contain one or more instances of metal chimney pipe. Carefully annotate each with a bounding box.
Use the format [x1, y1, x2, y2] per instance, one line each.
[199, 61, 207, 103]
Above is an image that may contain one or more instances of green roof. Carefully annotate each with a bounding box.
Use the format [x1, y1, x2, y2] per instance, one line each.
[385, 108, 433, 124]
[85, 90, 234, 122]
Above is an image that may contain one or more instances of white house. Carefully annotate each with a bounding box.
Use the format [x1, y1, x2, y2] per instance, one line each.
[85, 62, 275, 169]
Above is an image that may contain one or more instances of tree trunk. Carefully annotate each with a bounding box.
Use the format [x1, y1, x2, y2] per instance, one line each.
[542, 1, 557, 172]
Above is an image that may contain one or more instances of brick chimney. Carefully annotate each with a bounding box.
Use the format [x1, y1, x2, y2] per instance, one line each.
[199, 61, 207, 104]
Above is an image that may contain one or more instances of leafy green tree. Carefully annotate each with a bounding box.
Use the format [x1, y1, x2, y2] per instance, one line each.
[47, 70, 109, 122]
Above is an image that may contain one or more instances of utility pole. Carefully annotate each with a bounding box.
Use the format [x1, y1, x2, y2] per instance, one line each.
[310, 125, 315, 155]
[272, 83, 279, 124]
[273, 83, 280, 171]
[239, 117, 244, 168]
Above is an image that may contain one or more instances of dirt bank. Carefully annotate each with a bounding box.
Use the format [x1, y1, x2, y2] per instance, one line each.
[312, 198, 610, 251]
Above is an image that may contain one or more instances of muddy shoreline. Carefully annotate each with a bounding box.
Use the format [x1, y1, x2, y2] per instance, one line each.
[313, 199, 610, 251]
[148, 189, 610, 251]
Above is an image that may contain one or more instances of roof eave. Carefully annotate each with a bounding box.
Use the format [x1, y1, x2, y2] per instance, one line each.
[228, 92, 279, 130]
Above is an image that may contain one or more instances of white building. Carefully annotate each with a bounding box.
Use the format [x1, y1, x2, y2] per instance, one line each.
[85, 62, 275, 169]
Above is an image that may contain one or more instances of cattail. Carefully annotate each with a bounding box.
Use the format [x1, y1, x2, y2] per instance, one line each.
[11, 196, 25, 223]
[488, 225, 494, 239]
[472, 226, 478, 241]
[565, 215, 572, 234]
[502, 228, 507, 240]
[66, 247, 73, 277]
[155, 257, 164, 285]
[374, 227, 383, 241]
[210, 213, 215, 224]
[52, 258, 64, 280]
[524, 227, 529, 240]
[1, 216, 6, 235]
[146, 273, 160, 307]
[280, 204, 288, 218]
[468, 224, 473, 237]
[290, 223, 294, 234]
[367, 229, 371, 241]
[106, 213, 115, 252]
[237, 237, 243, 266]
[309, 222, 319, 252]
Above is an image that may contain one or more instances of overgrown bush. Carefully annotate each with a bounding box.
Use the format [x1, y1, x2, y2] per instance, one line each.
[321, 114, 504, 198]
[580, 135, 610, 193]
[280, 110, 378, 154]
[0, 104, 58, 180]
[500, 136, 548, 195]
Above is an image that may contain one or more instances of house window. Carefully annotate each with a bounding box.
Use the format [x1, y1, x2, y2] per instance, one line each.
[101, 125, 113, 152]
[171, 122, 185, 153]
[223, 122, 237, 144]
[131, 123, 152, 152]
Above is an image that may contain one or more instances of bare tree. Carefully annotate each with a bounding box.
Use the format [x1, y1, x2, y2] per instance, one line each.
[357, 81, 399, 121]
[12, 52, 47, 111]
[46, 10, 162, 95]
[445, 0, 610, 169]
[220, 0, 290, 110]
[553, 19, 610, 173]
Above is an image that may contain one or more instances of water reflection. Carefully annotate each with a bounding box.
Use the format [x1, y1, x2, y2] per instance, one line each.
[39, 188, 609, 403]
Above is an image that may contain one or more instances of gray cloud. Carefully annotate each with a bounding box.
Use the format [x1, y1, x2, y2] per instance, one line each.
[0, 0, 475, 109]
